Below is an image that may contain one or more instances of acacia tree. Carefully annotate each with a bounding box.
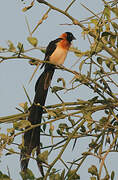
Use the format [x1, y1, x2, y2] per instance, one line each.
[0, 0, 118, 179]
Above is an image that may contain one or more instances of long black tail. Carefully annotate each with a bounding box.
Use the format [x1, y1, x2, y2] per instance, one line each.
[20, 65, 55, 176]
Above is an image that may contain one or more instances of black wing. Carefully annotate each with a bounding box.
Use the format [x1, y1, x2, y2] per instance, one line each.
[40, 38, 62, 69]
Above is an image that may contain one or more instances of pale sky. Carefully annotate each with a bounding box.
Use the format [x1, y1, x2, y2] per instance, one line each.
[0, 0, 117, 179]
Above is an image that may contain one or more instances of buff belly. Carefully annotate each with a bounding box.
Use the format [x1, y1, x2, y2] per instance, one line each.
[50, 47, 68, 65]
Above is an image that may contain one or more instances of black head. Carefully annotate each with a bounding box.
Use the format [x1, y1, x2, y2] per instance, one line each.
[66, 32, 76, 42]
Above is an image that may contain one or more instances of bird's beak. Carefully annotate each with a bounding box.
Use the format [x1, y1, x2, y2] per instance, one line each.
[72, 35, 76, 40]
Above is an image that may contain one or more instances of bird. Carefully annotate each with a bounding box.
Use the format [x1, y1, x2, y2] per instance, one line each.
[20, 32, 76, 177]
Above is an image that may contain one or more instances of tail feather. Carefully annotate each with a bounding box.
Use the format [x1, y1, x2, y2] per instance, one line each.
[20, 65, 55, 176]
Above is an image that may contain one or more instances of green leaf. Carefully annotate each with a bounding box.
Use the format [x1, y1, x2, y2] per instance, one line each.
[56, 129, 63, 136]
[104, 6, 111, 19]
[59, 123, 68, 132]
[7, 40, 16, 52]
[61, 169, 65, 179]
[53, 173, 61, 180]
[111, 171, 115, 180]
[0, 171, 10, 180]
[49, 170, 61, 180]
[0, 133, 7, 140]
[91, 19, 98, 26]
[99, 117, 108, 126]
[38, 150, 48, 162]
[80, 125, 86, 133]
[57, 78, 66, 88]
[19, 102, 28, 112]
[112, 7, 118, 17]
[47, 110, 57, 117]
[105, 23, 110, 31]
[89, 139, 97, 148]
[68, 117, 75, 126]
[67, 169, 80, 179]
[101, 32, 111, 37]
[111, 22, 118, 30]
[17, 42, 24, 52]
[93, 42, 103, 53]
[0, 46, 6, 52]
[97, 57, 103, 65]
[31, 147, 37, 158]
[105, 59, 111, 69]
[109, 62, 115, 71]
[88, 165, 98, 176]
[109, 35, 116, 47]
[5, 148, 15, 156]
[7, 128, 14, 134]
[13, 120, 31, 130]
[79, 60, 85, 72]
[20, 169, 35, 180]
[27, 36, 38, 47]
[90, 177, 96, 180]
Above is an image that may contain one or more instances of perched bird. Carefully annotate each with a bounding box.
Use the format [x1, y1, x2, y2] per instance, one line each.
[20, 32, 76, 176]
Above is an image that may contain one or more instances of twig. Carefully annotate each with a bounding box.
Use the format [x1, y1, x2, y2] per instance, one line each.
[32, 7, 51, 34]
[50, 86, 64, 103]
[98, 134, 118, 178]
[80, 12, 102, 23]
[44, 118, 86, 179]
[80, 3, 100, 19]
[28, 62, 40, 84]
[60, 158, 69, 169]
[65, 0, 76, 12]
[25, 16, 32, 36]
